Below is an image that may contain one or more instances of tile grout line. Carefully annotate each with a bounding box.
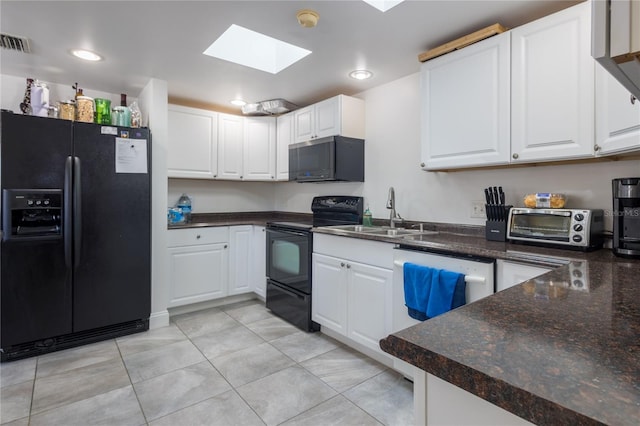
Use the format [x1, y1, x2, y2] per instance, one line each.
[172, 310, 269, 426]
[114, 336, 150, 426]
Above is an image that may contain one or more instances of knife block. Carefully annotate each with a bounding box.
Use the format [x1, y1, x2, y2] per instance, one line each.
[485, 205, 512, 242]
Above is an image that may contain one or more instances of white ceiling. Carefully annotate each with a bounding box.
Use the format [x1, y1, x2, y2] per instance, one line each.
[0, 0, 580, 112]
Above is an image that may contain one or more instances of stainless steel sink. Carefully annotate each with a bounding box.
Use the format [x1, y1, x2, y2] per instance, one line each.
[322, 224, 438, 238]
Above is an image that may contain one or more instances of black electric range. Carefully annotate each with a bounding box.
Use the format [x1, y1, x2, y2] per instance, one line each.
[265, 196, 363, 331]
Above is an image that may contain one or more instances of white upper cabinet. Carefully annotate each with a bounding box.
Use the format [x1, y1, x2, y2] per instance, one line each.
[276, 113, 293, 181]
[243, 117, 276, 181]
[511, 1, 594, 162]
[167, 105, 218, 179]
[217, 113, 244, 180]
[595, 63, 640, 156]
[293, 95, 365, 143]
[420, 32, 511, 170]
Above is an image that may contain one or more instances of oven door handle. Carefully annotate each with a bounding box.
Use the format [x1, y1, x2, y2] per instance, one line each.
[267, 228, 309, 238]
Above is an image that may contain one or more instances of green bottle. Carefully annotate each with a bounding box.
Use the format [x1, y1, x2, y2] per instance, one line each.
[363, 206, 373, 226]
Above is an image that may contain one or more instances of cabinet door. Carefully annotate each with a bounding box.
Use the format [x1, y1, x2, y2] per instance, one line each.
[511, 2, 594, 162]
[228, 226, 253, 295]
[276, 114, 293, 181]
[595, 63, 640, 155]
[312, 253, 347, 335]
[218, 113, 244, 180]
[243, 117, 276, 181]
[293, 105, 315, 143]
[314, 96, 341, 139]
[347, 262, 393, 353]
[421, 32, 511, 170]
[167, 105, 218, 179]
[168, 243, 228, 307]
[252, 226, 267, 298]
[496, 260, 552, 292]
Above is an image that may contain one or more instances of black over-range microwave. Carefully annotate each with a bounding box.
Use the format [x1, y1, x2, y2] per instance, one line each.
[288, 135, 364, 182]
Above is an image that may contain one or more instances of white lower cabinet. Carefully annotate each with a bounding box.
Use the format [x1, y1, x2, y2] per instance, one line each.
[252, 226, 267, 298]
[228, 226, 252, 295]
[312, 234, 394, 356]
[167, 227, 229, 307]
[496, 259, 553, 292]
[312, 253, 392, 353]
[168, 225, 261, 308]
[312, 253, 348, 334]
[347, 261, 393, 351]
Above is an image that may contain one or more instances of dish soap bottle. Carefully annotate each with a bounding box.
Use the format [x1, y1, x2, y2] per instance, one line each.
[363, 206, 373, 226]
[176, 193, 192, 223]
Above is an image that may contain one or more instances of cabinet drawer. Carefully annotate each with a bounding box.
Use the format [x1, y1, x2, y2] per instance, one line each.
[313, 234, 394, 268]
[168, 226, 229, 247]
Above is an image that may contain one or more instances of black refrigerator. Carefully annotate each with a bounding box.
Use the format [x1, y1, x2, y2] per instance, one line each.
[1, 111, 151, 361]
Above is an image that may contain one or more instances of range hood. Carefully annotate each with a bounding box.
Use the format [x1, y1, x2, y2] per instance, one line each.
[241, 99, 298, 116]
[592, 0, 640, 99]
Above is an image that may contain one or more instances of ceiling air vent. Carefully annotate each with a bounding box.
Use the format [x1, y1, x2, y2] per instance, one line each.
[0, 33, 31, 53]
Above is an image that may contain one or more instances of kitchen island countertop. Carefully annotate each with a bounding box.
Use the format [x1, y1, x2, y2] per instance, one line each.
[311, 226, 640, 426]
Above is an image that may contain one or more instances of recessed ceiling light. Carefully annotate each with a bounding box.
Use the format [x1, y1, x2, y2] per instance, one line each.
[70, 49, 102, 61]
[203, 24, 311, 74]
[349, 70, 373, 80]
[362, 0, 405, 12]
[230, 99, 246, 106]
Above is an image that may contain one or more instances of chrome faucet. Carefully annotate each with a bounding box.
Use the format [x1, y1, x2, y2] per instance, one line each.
[386, 186, 403, 228]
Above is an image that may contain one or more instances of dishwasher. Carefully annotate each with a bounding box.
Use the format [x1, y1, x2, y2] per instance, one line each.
[391, 245, 496, 378]
[392, 245, 496, 333]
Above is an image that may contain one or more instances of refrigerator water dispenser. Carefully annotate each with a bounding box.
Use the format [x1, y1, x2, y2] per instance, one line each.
[2, 189, 62, 241]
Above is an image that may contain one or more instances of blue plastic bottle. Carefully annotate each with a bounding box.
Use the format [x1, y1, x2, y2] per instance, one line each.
[176, 193, 192, 223]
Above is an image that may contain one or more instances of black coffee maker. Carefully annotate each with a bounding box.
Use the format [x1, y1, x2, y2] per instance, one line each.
[612, 178, 640, 258]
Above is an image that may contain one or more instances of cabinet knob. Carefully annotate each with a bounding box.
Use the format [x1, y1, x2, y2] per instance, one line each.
[512, 153, 519, 160]
[240, 176, 243, 179]
[213, 174, 217, 178]
[346, 264, 351, 269]
[594, 144, 601, 152]
[196, 235, 201, 239]
[420, 162, 425, 167]
[340, 262, 346, 268]
[271, 176, 275, 179]
[631, 94, 637, 105]
[224, 244, 228, 249]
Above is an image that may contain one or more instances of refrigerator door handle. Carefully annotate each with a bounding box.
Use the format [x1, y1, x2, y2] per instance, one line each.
[64, 156, 73, 269]
[73, 156, 82, 269]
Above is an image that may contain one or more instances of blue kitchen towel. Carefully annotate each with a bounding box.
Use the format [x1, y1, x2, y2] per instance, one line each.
[426, 269, 466, 318]
[403, 262, 433, 321]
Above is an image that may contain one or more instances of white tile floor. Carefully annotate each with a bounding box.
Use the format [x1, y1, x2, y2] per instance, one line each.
[0, 300, 414, 426]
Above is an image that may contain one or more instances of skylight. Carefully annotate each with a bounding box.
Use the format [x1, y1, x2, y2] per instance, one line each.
[362, 0, 405, 12]
[203, 24, 311, 74]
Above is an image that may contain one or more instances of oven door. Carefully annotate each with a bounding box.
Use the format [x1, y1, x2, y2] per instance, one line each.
[266, 227, 311, 294]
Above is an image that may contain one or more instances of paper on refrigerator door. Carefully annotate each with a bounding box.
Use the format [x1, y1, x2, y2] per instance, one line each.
[115, 137, 148, 173]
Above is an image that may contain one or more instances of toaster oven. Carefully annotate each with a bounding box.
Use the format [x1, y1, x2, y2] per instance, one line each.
[507, 208, 604, 251]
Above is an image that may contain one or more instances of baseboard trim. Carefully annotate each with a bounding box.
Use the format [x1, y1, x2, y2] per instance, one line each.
[168, 293, 258, 317]
[149, 310, 170, 329]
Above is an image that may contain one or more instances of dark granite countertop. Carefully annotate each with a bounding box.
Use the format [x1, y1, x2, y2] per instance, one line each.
[167, 211, 313, 229]
[380, 259, 640, 425]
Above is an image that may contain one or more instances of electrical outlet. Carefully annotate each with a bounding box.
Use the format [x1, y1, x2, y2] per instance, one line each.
[471, 201, 486, 218]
